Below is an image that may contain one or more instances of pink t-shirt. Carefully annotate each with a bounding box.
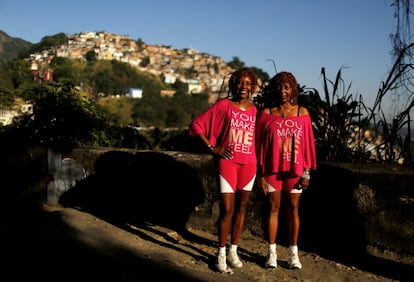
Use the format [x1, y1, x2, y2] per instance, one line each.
[255, 111, 317, 177]
[189, 99, 257, 164]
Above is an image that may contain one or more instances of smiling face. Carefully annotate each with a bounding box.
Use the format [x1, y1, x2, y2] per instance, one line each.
[236, 75, 253, 100]
[228, 68, 258, 100]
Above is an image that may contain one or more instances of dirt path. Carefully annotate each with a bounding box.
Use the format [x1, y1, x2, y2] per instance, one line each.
[2, 200, 409, 282]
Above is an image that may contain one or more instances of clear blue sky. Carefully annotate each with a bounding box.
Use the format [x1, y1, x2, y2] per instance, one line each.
[0, 0, 401, 111]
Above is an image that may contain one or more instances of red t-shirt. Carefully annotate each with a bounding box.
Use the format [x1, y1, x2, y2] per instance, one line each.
[255, 111, 317, 177]
[189, 99, 257, 164]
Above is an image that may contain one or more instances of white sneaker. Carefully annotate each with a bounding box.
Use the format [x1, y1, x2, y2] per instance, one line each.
[228, 250, 243, 268]
[265, 251, 277, 268]
[215, 253, 227, 272]
[288, 248, 302, 269]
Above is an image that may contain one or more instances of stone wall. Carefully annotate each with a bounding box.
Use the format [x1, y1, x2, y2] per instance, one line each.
[59, 147, 414, 267]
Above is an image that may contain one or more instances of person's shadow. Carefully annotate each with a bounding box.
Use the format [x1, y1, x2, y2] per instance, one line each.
[59, 150, 206, 233]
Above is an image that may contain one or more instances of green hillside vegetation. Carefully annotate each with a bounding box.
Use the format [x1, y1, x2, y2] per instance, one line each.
[0, 32, 213, 152]
[48, 56, 210, 129]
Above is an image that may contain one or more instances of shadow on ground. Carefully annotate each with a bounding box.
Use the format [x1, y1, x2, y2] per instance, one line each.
[59, 150, 205, 232]
[0, 200, 212, 281]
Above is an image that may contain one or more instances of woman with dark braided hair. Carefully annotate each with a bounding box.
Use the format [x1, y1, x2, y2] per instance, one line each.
[255, 71, 316, 269]
[189, 67, 258, 273]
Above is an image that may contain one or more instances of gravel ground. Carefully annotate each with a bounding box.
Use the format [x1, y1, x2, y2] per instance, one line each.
[2, 200, 411, 282]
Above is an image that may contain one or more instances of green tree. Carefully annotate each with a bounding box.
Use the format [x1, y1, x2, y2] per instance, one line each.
[0, 65, 16, 107]
[17, 80, 104, 151]
[227, 56, 245, 69]
[85, 50, 97, 62]
[50, 56, 79, 84]
[251, 66, 269, 84]
[0, 84, 14, 109]
[136, 38, 145, 51]
[4, 59, 32, 89]
[172, 79, 188, 95]
[140, 56, 150, 67]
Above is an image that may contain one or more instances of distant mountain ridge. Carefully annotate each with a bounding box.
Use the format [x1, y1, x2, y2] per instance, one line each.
[0, 30, 33, 64]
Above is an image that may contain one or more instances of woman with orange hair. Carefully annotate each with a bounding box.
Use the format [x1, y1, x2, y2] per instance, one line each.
[189, 67, 258, 273]
[256, 71, 317, 269]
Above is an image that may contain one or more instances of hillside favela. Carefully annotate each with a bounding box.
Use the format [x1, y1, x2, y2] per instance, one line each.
[30, 31, 235, 98]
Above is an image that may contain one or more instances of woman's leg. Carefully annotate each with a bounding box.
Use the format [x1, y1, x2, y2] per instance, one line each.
[227, 162, 256, 268]
[285, 189, 303, 269]
[264, 175, 283, 244]
[264, 176, 282, 268]
[218, 193, 235, 247]
[230, 190, 251, 245]
[285, 192, 301, 246]
[267, 190, 282, 244]
[215, 159, 238, 272]
[230, 162, 256, 245]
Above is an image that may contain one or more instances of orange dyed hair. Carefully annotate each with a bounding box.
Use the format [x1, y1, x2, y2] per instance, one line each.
[262, 71, 299, 107]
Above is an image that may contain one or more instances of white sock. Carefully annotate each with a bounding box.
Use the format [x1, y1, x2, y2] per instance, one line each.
[289, 245, 298, 253]
[229, 244, 238, 252]
[218, 246, 226, 255]
[269, 243, 276, 252]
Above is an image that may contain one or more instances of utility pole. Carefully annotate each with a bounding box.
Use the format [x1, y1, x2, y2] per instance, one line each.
[265, 59, 277, 75]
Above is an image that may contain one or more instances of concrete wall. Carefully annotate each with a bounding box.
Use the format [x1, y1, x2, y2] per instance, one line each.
[58, 147, 414, 267]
